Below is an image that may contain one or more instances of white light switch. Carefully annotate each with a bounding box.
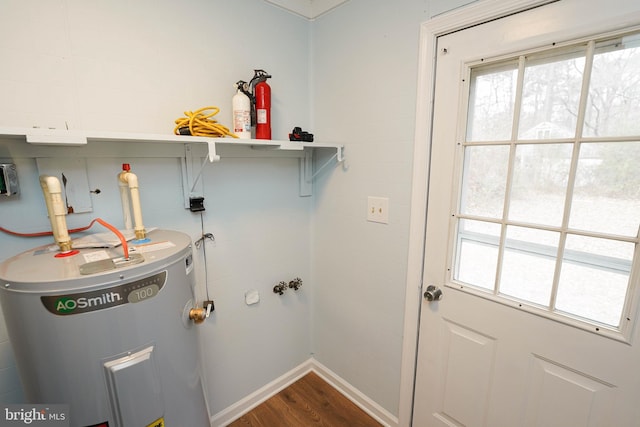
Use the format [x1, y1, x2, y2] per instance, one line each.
[367, 196, 389, 224]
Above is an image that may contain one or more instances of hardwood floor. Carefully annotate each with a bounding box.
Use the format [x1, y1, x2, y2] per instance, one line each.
[227, 372, 383, 427]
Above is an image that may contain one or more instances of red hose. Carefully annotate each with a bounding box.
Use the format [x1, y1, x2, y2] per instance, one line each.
[94, 218, 129, 260]
[1, 218, 129, 260]
[0, 226, 54, 237]
[1, 221, 95, 237]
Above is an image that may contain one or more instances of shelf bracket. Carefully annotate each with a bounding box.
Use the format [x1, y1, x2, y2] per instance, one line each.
[181, 144, 209, 209]
[298, 145, 345, 197]
[336, 145, 344, 163]
[206, 140, 221, 162]
[299, 150, 313, 197]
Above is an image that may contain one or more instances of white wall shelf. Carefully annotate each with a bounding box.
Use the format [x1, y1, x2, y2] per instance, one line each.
[0, 127, 343, 160]
[206, 137, 344, 163]
[0, 127, 345, 199]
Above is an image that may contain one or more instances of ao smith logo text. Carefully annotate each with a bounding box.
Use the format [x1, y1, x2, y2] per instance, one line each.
[55, 292, 122, 313]
[40, 271, 167, 316]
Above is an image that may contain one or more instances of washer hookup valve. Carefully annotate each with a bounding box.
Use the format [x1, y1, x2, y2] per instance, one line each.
[273, 281, 288, 295]
[289, 127, 314, 142]
[288, 277, 302, 290]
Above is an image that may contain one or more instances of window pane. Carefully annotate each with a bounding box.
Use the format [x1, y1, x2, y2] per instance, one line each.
[555, 235, 633, 327]
[583, 36, 640, 137]
[518, 54, 585, 139]
[499, 226, 559, 306]
[508, 144, 572, 226]
[455, 219, 501, 291]
[457, 33, 640, 333]
[460, 145, 509, 219]
[570, 142, 640, 236]
[467, 65, 517, 141]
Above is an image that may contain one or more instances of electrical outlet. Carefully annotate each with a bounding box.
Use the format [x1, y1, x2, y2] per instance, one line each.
[367, 196, 389, 224]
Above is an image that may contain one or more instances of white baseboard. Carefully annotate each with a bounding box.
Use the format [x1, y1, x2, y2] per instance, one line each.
[210, 358, 314, 427]
[210, 357, 399, 427]
[311, 359, 399, 427]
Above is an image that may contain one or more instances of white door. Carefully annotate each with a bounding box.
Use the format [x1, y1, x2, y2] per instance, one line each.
[413, 1, 640, 426]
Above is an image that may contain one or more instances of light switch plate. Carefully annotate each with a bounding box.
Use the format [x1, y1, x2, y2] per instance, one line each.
[367, 196, 389, 224]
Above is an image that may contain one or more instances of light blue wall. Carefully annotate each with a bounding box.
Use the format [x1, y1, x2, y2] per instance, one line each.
[310, 0, 476, 416]
[0, 0, 313, 416]
[0, 0, 478, 420]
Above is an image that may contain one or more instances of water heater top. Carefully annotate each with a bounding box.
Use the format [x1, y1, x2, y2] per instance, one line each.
[0, 229, 193, 293]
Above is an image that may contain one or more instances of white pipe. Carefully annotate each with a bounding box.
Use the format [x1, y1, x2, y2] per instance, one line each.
[117, 166, 146, 240]
[118, 177, 133, 231]
[39, 175, 72, 252]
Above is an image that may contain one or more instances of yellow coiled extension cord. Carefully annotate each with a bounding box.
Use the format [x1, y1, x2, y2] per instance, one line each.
[174, 106, 238, 138]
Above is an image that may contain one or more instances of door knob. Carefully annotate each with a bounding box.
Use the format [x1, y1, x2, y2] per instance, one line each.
[424, 285, 443, 302]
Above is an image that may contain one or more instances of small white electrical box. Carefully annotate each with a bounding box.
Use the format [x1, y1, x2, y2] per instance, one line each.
[245, 289, 260, 306]
[0, 163, 19, 196]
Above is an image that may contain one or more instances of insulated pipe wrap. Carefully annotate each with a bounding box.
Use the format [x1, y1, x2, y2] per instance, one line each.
[118, 169, 146, 240]
[118, 178, 133, 231]
[39, 175, 72, 252]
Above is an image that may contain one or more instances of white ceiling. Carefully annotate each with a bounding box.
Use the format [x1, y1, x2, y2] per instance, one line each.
[263, 0, 350, 19]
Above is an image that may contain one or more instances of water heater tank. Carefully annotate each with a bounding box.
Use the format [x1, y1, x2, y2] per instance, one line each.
[0, 229, 210, 427]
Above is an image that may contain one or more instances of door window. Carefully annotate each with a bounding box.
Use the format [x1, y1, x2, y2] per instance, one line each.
[453, 31, 640, 337]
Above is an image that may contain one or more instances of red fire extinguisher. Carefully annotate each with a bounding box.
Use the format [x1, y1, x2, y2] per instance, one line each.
[251, 70, 272, 140]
